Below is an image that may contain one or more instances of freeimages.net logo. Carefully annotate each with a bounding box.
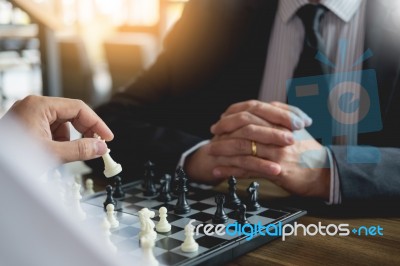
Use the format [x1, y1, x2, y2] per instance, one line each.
[191, 219, 384, 241]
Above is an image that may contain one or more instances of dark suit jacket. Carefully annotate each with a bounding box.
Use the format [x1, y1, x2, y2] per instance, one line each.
[88, 0, 400, 204]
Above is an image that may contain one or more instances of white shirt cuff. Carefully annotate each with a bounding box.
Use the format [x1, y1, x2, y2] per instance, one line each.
[325, 147, 342, 205]
[177, 140, 210, 169]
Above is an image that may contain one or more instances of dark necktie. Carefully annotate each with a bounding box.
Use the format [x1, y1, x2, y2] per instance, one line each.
[292, 4, 328, 78]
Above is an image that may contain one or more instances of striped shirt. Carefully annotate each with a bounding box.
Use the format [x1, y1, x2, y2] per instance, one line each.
[259, 0, 366, 204]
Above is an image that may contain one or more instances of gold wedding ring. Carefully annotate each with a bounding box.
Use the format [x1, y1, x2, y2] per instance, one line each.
[251, 141, 257, 156]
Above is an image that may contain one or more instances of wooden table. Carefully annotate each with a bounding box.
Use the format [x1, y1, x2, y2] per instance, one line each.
[228, 212, 400, 265]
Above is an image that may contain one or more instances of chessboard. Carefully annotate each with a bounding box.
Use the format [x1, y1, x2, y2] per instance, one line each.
[82, 179, 307, 266]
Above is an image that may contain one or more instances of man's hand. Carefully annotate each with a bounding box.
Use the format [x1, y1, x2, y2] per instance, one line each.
[7, 95, 114, 162]
[206, 100, 330, 200]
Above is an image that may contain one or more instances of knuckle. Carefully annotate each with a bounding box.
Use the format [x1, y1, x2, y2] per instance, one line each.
[242, 124, 256, 138]
[77, 141, 90, 159]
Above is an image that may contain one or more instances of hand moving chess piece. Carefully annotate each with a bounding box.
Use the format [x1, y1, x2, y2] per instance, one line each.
[106, 204, 119, 228]
[227, 176, 241, 209]
[247, 181, 260, 211]
[112, 176, 125, 198]
[138, 208, 157, 241]
[174, 167, 191, 214]
[143, 161, 157, 196]
[157, 174, 172, 202]
[181, 219, 199, 252]
[212, 194, 228, 224]
[156, 207, 171, 233]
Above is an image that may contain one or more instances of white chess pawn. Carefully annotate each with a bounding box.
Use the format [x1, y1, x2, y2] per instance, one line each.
[156, 207, 171, 233]
[181, 219, 199, 252]
[138, 208, 157, 241]
[101, 217, 117, 254]
[106, 204, 119, 228]
[83, 178, 95, 196]
[71, 182, 86, 221]
[140, 236, 159, 266]
[101, 149, 122, 178]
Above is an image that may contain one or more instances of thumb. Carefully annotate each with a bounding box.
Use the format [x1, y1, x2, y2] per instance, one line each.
[49, 138, 108, 162]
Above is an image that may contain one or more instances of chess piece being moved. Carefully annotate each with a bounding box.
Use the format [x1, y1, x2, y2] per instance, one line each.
[138, 208, 157, 241]
[157, 174, 172, 202]
[227, 176, 241, 209]
[140, 236, 159, 266]
[212, 194, 228, 224]
[181, 220, 199, 252]
[83, 178, 95, 196]
[247, 181, 260, 211]
[112, 176, 125, 198]
[103, 185, 117, 210]
[71, 182, 86, 221]
[237, 203, 249, 224]
[143, 161, 157, 196]
[101, 217, 117, 253]
[174, 167, 191, 214]
[101, 149, 122, 178]
[156, 207, 171, 233]
[106, 204, 119, 228]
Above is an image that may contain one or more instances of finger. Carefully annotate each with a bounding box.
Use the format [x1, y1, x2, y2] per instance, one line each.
[209, 138, 277, 158]
[221, 100, 305, 130]
[47, 137, 108, 162]
[217, 125, 294, 146]
[46, 97, 114, 141]
[51, 122, 70, 141]
[215, 155, 281, 176]
[270, 101, 313, 127]
[211, 111, 275, 135]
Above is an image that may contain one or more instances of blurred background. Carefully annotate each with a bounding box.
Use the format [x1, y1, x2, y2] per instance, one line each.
[0, 0, 187, 115]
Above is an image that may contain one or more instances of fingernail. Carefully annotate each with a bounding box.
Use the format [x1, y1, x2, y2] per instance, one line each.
[213, 169, 222, 177]
[95, 140, 108, 156]
[305, 116, 313, 127]
[285, 133, 294, 144]
[292, 117, 304, 130]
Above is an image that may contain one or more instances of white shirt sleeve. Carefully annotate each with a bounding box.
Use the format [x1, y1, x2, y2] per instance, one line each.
[325, 147, 342, 205]
[177, 140, 210, 169]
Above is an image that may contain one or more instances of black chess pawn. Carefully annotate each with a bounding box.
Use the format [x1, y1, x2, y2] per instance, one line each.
[157, 174, 173, 202]
[143, 161, 157, 196]
[112, 176, 125, 198]
[174, 167, 191, 214]
[227, 176, 241, 209]
[103, 185, 117, 210]
[247, 181, 260, 211]
[212, 194, 228, 224]
[237, 203, 249, 224]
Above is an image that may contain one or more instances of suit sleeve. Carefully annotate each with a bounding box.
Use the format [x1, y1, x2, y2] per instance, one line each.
[329, 146, 400, 203]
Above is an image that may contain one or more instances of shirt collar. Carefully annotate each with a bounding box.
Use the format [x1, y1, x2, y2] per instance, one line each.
[279, 0, 363, 23]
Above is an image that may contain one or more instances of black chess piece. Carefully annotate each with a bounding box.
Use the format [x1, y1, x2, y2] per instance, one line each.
[157, 174, 173, 202]
[174, 167, 191, 214]
[227, 176, 241, 209]
[212, 194, 228, 224]
[112, 176, 125, 198]
[247, 181, 260, 211]
[237, 203, 249, 224]
[103, 185, 117, 210]
[143, 161, 157, 196]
